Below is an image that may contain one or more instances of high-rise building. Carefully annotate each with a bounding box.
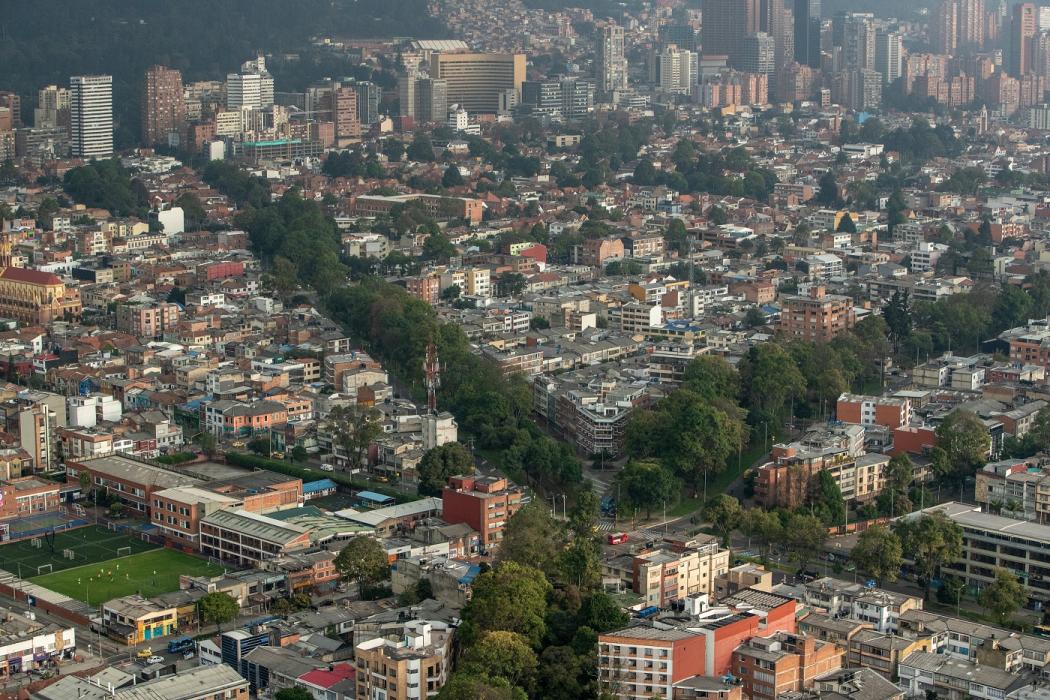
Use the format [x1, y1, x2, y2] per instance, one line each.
[430, 53, 526, 113]
[355, 81, 382, 125]
[703, 0, 761, 67]
[761, 0, 794, 68]
[398, 74, 417, 121]
[876, 31, 903, 85]
[794, 0, 822, 68]
[35, 85, 70, 129]
[843, 12, 876, 71]
[1011, 3, 1038, 77]
[742, 33, 777, 74]
[959, 0, 986, 48]
[333, 85, 361, 142]
[417, 78, 448, 124]
[226, 56, 274, 110]
[658, 45, 697, 93]
[933, 0, 959, 55]
[142, 65, 186, 146]
[560, 78, 595, 119]
[0, 93, 21, 129]
[521, 80, 562, 115]
[596, 23, 629, 92]
[660, 23, 698, 52]
[70, 75, 113, 159]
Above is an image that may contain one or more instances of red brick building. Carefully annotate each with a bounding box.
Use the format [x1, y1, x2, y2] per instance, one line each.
[732, 632, 844, 700]
[441, 475, 524, 551]
[778, 286, 856, 341]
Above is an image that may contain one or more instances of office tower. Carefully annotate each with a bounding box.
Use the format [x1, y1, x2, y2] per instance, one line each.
[430, 53, 526, 113]
[521, 80, 562, 115]
[761, 0, 794, 69]
[794, 0, 822, 68]
[417, 78, 448, 123]
[660, 23, 698, 52]
[333, 85, 361, 142]
[1011, 3, 1038, 77]
[843, 13, 876, 71]
[142, 65, 185, 146]
[933, 0, 959, 54]
[398, 74, 417, 120]
[70, 75, 113, 159]
[0, 93, 21, 128]
[742, 33, 777, 74]
[704, 0, 761, 66]
[1041, 6, 1050, 30]
[596, 23, 629, 92]
[560, 78, 595, 119]
[35, 85, 70, 129]
[356, 82, 382, 125]
[959, 0, 986, 48]
[658, 45, 697, 93]
[226, 56, 274, 110]
[876, 31, 903, 85]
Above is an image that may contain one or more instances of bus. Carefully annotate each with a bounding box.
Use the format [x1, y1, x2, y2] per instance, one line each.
[167, 636, 195, 654]
[1033, 625, 1050, 639]
[607, 532, 629, 545]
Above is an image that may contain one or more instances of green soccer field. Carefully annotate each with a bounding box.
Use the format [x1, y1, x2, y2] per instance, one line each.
[0, 525, 158, 578]
[30, 548, 227, 606]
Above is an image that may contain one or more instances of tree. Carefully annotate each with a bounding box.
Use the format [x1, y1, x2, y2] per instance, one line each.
[850, 526, 903, 586]
[887, 189, 907, 237]
[499, 501, 564, 574]
[382, 138, 405, 163]
[816, 170, 842, 207]
[633, 159, 656, 185]
[422, 232, 457, 261]
[614, 460, 680, 519]
[407, 132, 436, 161]
[740, 343, 806, 425]
[744, 307, 767, 328]
[935, 410, 990, 481]
[290, 445, 308, 462]
[579, 591, 629, 633]
[533, 646, 586, 700]
[173, 192, 207, 230]
[436, 673, 527, 700]
[195, 431, 217, 459]
[979, 568, 1027, 625]
[463, 562, 551, 646]
[682, 356, 739, 402]
[275, 688, 313, 700]
[782, 513, 826, 569]
[328, 404, 382, 470]
[443, 164, 465, 188]
[418, 442, 474, 496]
[836, 214, 857, 233]
[701, 493, 742, 545]
[886, 453, 914, 496]
[882, 290, 912, 351]
[198, 592, 239, 632]
[893, 512, 963, 599]
[461, 631, 537, 690]
[440, 284, 461, 301]
[334, 536, 390, 595]
[498, 272, 527, 297]
[807, 470, 846, 527]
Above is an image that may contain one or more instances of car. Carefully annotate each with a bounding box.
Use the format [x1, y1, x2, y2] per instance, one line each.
[320, 464, 334, 472]
[271, 451, 284, 459]
[230, 441, 246, 448]
[146, 656, 164, 665]
[136, 648, 153, 659]
[375, 476, 390, 483]
[183, 651, 195, 660]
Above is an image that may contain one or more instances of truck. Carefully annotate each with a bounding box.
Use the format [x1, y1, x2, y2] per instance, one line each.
[167, 636, 195, 654]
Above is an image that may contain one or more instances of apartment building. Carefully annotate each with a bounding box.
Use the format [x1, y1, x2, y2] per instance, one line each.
[66, 454, 203, 513]
[778, 286, 856, 341]
[801, 578, 923, 634]
[354, 621, 453, 700]
[836, 393, 912, 429]
[754, 423, 888, 508]
[620, 302, 663, 334]
[601, 540, 732, 607]
[441, 475, 523, 551]
[1000, 316, 1050, 368]
[732, 632, 844, 700]
[898, 651, 1029, 700]
[975, 458, 1047, 521]
[115, 301, 181, 339]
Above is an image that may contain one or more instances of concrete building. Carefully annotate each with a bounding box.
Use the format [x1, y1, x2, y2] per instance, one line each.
[597, 23, 629, 93]
[70, 75, 113, 159]
[429, 53, 525, 114]
[603, 539, 731, 607]
[898, 650, 1030, 699]
[732, 632, 844, 700]
[353, 620, 453, 700]
[200, 508, 312, 566]
[836, 393, 912, 429]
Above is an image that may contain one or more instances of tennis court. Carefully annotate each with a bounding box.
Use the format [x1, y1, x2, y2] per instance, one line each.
[0, 525, 158, 578]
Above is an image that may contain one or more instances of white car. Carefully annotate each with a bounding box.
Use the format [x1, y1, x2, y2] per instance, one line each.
[320, 464, 334, 472]
[147, 656, 164, 665]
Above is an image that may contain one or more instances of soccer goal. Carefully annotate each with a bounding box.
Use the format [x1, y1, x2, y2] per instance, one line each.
[116, 546, 132, 557]
[31, 538, 42, 549]
[37, 564, 52, 575]
[63, 549, 75, 560]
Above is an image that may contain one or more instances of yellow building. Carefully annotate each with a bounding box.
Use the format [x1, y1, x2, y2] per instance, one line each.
[101, 594, 178, 645]
[0, 235, 81, 325]
[430, 53, 526, 114]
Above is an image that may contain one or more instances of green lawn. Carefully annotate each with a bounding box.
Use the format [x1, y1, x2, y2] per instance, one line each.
[30, 548, 226, 606]
[0, 525, 157, 578]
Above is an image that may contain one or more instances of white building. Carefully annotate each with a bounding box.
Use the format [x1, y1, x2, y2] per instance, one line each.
[658, 45, 696, 94]
[67, 394, 122, 428]
[70, 75, 113, 158]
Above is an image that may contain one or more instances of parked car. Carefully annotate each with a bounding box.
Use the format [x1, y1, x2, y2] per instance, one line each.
[320, 464, 334, 472]
[136, 648, 153, 659]
[147, 656, 164, 665]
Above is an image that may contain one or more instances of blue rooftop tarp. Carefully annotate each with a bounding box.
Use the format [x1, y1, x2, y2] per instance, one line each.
[304, 479, 338, 494]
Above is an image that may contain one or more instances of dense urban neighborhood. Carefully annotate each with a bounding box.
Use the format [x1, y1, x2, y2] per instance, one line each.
[6, 0, 1050, 699]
